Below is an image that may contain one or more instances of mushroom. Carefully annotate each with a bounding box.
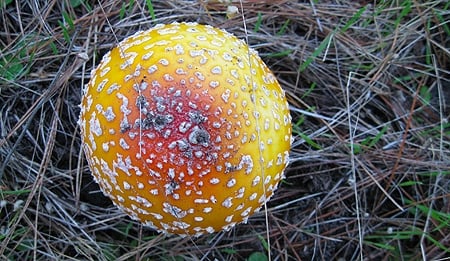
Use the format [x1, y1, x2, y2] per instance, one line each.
[79, 22, 292, 236]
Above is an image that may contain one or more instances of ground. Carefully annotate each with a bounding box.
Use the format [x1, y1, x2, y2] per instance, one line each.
[0, 0, 449, 260]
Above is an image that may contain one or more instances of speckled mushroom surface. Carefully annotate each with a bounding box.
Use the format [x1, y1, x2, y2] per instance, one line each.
[79, 22, 292, 236]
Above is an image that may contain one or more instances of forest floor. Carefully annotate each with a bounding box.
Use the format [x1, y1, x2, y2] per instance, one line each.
[1, 1, 449, 260]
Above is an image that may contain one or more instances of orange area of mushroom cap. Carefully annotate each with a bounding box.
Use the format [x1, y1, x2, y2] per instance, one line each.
[79, 22, 292, 236]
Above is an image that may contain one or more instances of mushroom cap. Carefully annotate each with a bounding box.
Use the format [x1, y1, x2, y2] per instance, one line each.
[79, 22, 292, 236]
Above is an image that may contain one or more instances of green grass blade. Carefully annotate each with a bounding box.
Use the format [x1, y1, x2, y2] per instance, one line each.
[265, 49, 292, 58]
[62, 11, 74, 30]
[276, 19, 290, 35]
[254, 12, 263, 32]
[146, 0, 155, 20]
[340, 5, 367, 33]
[298, 33, 332, 72]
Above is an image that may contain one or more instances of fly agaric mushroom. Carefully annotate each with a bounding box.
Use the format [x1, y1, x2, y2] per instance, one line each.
[79, 22, 291, 236]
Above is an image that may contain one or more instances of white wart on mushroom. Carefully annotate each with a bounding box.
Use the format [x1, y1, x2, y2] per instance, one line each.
[79, 22, 292, 236]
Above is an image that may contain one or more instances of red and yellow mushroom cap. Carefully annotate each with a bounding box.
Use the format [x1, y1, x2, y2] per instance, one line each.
[79, 22, 292, 236]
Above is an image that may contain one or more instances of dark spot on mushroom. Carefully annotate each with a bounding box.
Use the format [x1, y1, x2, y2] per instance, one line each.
[165, 179, 180, 195]
[188, 110, 207, 124]
[120, 122, 131, 133]
[188, 127, 210, 147]
[140, 117, 152, 130]
[170, 179, 179, 190]
[154, 96, 166, 112]
[225, 165, 239, 173]
[177, 139, 190, 151]
[142, 112, 174, 131]
[154, 114, 174, 131]
[136, 95, 148, 108]
[183, 150, 193, 159]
